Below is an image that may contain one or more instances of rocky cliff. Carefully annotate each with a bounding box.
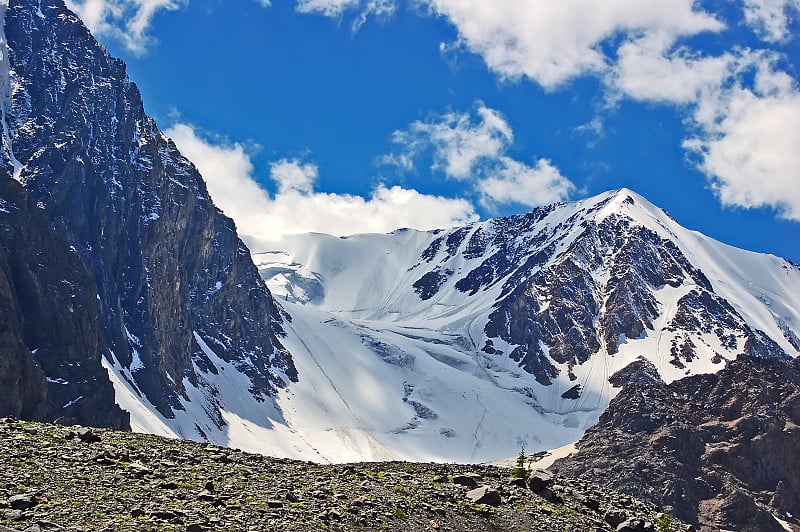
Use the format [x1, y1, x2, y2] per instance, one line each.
[0, 171, 127, 428]
[0, 0, 296, 427]
[552, 355, 800, 531]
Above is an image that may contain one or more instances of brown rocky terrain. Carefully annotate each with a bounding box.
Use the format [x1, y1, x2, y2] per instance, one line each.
[0, 418, 689, 531]
[552, 355, 800, 532]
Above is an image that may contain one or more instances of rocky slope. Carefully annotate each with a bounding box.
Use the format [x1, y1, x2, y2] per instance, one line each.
[0, 417, 689, 531]
[0, 0, 295, 434]
[0, 171, 127, 429]
[551, 355, 800, 532]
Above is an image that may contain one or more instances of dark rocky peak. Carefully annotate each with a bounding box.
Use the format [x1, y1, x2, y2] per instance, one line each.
[1, 0, 296, 423]
[552, 355, 800, 531]
[609, 356, 663, 388]
[0, 171, 128, 428]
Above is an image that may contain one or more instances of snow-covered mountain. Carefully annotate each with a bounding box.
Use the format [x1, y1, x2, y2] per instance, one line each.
[242, 188, 800, 462]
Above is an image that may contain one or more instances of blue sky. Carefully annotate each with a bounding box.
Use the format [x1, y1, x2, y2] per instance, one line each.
[65, 0, 800, 261]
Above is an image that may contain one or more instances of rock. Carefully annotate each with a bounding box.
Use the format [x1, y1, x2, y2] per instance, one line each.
[4, 509, 24, 521]
[204, 481, 215, 493]
[285, 491, 300, 503]
[582, 497, 601, 511]
[616, 518, 648, 531]
[267, 500, 283, 509]
[507, 478, 527, 489]
[605, 509, 628, 528]
[553, 355, 800, 531]
[527, 470, 554, 492]
[536, 488, 563, 504]
[8, 494, 37, 510]
[0, 174, 128, 429]
[186, 524, 206, 532]
[452, 474, 480, 488]
[76, 428, 101, 444]
[2, 0, 296, 426]
[466, 486, 502, 507]
[128, 462, 152, 477]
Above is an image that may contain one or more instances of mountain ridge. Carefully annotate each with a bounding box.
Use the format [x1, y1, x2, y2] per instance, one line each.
[0, 0, 295, 432]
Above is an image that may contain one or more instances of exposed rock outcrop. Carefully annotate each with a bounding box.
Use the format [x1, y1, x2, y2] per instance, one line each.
[552, 355, 800, 531]
[1, 0, 296, 424]
[0, 172, 128, 428]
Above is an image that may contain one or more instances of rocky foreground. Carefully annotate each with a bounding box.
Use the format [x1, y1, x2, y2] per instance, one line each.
[0, 419, 687, 531]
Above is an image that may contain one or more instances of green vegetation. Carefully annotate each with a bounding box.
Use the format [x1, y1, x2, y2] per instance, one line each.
[511, 447, 530, 480]
[656, 513, 674, 532]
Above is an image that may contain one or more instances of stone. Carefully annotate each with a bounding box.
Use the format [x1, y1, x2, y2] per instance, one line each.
[452, 474, 480, 488]
[76, 428, 101, 444]
[8, 494, 37, 510]
[527, 470, 554, 492]
[508, 478, 527, 489]
[465, 486, 502, 507]
[267, 500, 283, 509]
[605, 509, 628, 528]
[616, 518, 647, 531]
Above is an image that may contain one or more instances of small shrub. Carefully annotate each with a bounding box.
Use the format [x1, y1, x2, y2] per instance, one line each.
[511, 447, 530, 480]
[656, 514, 673, 532]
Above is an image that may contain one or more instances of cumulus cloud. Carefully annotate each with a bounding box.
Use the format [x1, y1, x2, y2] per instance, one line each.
[477, 158, 575, 209]
[295, 0, 359, 17]
[742, 0, 800, 42]
[609, 32, 736, 105]
[418, 0, 722, 89]
[386, 105, 574, 209]
[684, 65, 800, 220]
[65, 0, 184, 54]
[165, 123, 477, 238]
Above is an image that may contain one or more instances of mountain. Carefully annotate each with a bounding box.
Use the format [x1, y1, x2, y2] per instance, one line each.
[551, 355, 800, 532]
[1, 0, 799, 468]
[0, 1, 295, 435]
[0, 170, 127, 428]
[246, 188, 800, 461]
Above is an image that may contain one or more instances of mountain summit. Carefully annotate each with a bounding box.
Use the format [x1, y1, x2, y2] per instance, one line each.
[249, 187, 800, 461]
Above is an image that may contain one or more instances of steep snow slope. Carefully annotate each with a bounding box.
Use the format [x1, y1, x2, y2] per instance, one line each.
[246, 188, 800, 462]
[103, 188, 800, 463]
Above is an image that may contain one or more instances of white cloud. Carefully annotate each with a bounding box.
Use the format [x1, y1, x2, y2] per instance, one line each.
[609, 32, 736, 105]
[418, 0, 723, 89]
[295, 0, 359, 17]
[352, 0, 397, 32]
[66, 0, 184, 54]
[478, 158, 575, 209]
[393, 106, 512, 180]
[684, 66, 800, 220]
[165, 123, 477, 238]
[387, 105, 574, 209]
[742, 0, 800, 42]
[269, 159, 317, 195]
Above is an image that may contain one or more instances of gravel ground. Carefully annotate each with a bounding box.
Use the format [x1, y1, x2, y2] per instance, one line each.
[0, 418, 688, 531]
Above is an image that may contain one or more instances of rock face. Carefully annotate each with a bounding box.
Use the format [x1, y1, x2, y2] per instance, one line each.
[552, 355, 800, 532]
[0, 171, 128, 428]
[0, 0, 296, 424]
